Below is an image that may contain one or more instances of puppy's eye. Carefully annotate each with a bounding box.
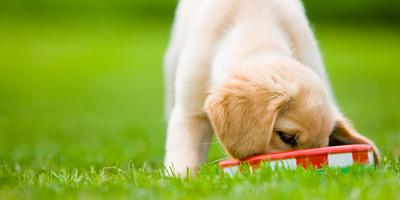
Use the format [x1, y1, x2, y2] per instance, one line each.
[277, 131, 297, 146]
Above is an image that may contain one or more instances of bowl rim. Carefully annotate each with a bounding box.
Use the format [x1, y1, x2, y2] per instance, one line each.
[219, 144, 373, 168]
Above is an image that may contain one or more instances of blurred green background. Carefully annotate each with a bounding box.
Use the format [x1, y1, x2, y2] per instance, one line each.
[1, 0, 400, 21]
[0, 0, 399, 169]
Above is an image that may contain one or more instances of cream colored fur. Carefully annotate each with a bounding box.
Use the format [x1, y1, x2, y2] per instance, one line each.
[164, 0, 379, 176]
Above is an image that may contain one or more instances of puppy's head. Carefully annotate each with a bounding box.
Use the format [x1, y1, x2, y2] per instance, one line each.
[205, 59, 379, 162]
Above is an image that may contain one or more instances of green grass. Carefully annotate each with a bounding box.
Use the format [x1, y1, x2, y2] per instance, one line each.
[0, 16, 399, 199]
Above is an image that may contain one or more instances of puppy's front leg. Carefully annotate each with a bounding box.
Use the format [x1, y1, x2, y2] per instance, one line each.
[164, 43, 213, 176]
[164, 0, 235, 176]
[165, 108, 212, 176]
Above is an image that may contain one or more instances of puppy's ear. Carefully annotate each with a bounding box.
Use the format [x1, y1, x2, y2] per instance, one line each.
[205, 84, 289, 160]
[329, 117, 380, 164]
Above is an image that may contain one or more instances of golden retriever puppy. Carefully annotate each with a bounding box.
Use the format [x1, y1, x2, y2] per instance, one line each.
[164, 0, 379, 175]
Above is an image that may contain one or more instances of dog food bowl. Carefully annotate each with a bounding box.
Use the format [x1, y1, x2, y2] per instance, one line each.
[219, 144, 374, 175]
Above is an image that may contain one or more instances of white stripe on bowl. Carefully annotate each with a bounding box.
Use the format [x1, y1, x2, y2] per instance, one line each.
[368, 151, 374, 165]
[223, 166, 239, 176]
[328, 153, 353, 167]
[268, 159, 297, 170]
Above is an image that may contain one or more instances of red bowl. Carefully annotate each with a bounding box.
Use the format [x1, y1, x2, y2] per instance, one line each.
[219, 144, 374, 175]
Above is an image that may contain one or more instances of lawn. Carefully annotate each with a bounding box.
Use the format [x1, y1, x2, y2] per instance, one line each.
[0, 15, 399, 199]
